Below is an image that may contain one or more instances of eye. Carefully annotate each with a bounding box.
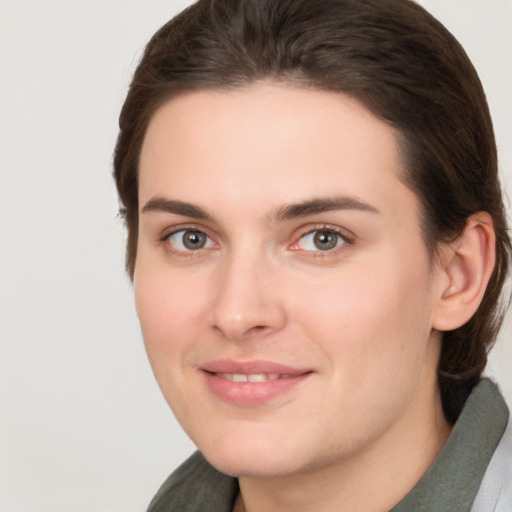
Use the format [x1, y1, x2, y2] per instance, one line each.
[297, 229, 347, 252]
[166, 229, 215, 251]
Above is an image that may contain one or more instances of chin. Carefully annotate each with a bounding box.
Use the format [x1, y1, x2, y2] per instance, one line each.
[194, 432, 303, 478]
[206, 451, 302, 479]
[198, 428, 336, 479]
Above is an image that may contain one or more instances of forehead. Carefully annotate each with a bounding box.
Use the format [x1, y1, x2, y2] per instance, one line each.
[139, 83, 418, 222]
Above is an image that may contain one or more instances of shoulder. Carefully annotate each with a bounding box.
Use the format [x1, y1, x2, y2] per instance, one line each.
[471, 392, 512, 511]
[147, 451, 238, 512]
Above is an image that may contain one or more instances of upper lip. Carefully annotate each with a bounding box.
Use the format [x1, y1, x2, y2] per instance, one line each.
[201, 359, 311, 375]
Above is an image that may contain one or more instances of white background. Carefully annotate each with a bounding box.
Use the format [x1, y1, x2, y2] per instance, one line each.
[1, 1, 511, 510]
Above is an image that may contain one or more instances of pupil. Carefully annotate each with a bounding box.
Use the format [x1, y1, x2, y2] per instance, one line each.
[314, 231, 337, 250]
[183, 231, 206, 250]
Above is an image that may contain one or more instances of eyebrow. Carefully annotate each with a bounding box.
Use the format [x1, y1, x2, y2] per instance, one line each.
[140, 195, 379, 222]
[271, 196, 379, 222]
[141, 197, 216, 221]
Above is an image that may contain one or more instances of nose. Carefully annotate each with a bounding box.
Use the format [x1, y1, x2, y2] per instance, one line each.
[209, 250, 287, 341]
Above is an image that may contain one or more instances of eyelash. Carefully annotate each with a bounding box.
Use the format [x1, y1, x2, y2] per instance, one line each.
[290, 224, 354, 256]
[160, 223, 354, 257]
[160, 225, 217, 256]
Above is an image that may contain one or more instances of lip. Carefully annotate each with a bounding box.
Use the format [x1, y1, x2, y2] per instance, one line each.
[200, 359, 313, 407]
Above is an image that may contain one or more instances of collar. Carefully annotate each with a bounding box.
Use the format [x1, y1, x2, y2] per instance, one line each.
[391, 379, 509, 512]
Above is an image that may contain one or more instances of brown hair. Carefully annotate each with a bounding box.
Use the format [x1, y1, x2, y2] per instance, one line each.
[113, 0, 510, 422]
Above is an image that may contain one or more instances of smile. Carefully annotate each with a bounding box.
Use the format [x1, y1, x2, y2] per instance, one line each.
[217, 373, 296, 382]
[200, 361, 312, 406]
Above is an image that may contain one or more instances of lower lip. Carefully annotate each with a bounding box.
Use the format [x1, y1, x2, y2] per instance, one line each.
[203, 372, 311, 406]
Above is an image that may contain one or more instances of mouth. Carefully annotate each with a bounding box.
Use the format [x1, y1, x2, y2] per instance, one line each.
[215, 372, 297, 382]
[200, 360, 313, 406]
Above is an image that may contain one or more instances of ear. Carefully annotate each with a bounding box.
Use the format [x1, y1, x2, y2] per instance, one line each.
[432, 212, 496, 331]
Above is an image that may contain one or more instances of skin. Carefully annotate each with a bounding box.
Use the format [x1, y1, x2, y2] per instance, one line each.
[135, 83, 470, 511]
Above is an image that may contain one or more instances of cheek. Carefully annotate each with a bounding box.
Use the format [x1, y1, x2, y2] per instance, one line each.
[294, 251, 434, 385]
[133, 266, 206, 423]
[134, 264, 201, 370]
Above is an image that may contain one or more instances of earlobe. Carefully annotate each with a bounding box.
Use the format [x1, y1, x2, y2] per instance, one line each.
[432, 212, 496, 331]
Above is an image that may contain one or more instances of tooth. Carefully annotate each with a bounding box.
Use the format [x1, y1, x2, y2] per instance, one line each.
[218, 373, 243, 382]
[217, 373, 285, 383]
[248, 374, 267, 382]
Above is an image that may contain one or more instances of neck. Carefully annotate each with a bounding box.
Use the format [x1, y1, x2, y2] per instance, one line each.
[236, 382, 451, 512]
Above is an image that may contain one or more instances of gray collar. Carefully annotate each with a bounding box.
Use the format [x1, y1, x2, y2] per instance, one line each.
[391, 379, 509, 512]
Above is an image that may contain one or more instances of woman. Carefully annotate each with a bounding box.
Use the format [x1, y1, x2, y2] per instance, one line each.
[113, 0, 511, 510]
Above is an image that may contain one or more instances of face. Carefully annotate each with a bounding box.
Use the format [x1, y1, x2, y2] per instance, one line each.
[135, 84, 446, 478]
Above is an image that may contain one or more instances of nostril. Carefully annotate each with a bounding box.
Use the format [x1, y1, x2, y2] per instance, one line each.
[249, 325, 269, 334]
[243, 324, 269, 338]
